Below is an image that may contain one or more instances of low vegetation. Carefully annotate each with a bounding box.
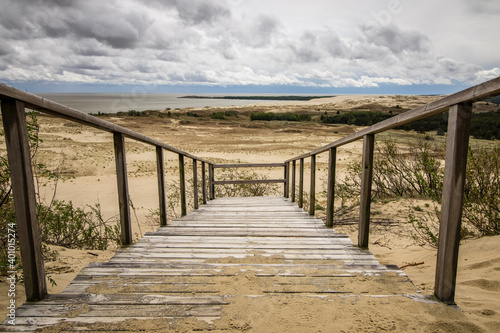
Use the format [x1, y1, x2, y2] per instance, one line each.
[335, 138, 500, 247]
[0, 113, 120, 274]
[250, 112, 311, 122]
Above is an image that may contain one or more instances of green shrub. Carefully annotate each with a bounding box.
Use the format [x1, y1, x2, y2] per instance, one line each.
[250, 112, 311, 121]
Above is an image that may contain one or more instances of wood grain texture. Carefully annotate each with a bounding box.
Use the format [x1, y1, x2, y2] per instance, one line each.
[1, 196, 412, 331]
[1, 99, 47, 301]
[358, 134, 374, 248]
[113, 133, 133, 245]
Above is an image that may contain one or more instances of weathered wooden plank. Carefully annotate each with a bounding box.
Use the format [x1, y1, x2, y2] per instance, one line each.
[213, 179, 286, 185]
[113, 133, 133, 245]
[284, 162, 289, 198]
[358, 134, 374, 248]
[156, 146, 167, 226]
[1, 99, 47, 301]
[209, 164, 215, 200]
[213, 163, 285, 168]
[291, 160, 296, 202]
[309, 154, 316, 216]
[193, 159, 199, 210]
[178, 154, 186, 216]
[202, 161, 207, 204]
[299, 157, 304, 208]
[326, 147, 336, 228]
[434, 103, 473, 304]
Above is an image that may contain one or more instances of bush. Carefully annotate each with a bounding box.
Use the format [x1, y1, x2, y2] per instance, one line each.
[250, 112, 311, 122]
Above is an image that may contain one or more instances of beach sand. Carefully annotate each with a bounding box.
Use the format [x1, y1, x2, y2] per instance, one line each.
[1, 95, 499, 331]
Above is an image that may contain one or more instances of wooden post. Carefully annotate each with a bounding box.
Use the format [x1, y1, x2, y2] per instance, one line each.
[193, 159, 199, 210]
[156, 146, 167, 226]
[309, 155, 316, 216]
[434, 102, 473, 304]
[209, 164, 215, 200]
[358, 134, 374, 248]
[1, 100, 47, 301]
[113, 133, 133, 245]
[284, 162, 289, 198]
[326, 147, 337, 227]
[179, 154, 187, 216]
[291, 160, 296, 202]
[298, 158, 304, 208]
[202, 161, 207, 204]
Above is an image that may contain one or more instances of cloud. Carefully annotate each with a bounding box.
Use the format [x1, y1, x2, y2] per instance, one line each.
[0, 0, 497, 91]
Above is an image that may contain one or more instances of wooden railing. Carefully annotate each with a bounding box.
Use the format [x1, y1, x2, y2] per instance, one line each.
[0, 84, 214, 301]
[1, 77, 499, 305]
[284, 76, 500, 304]
[209, 163, 288, 199]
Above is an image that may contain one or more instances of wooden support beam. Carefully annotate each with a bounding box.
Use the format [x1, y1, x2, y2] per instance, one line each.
[179, 154, 187, 216]
[358, 134, 374, 248]
[209, 164, 215, 200]
[213, 179, 285, 185]
[113, 133, 133, 245]
[291, 160, 296, 202]
[1, 100, 47, 301]
[326, 147, 337, 228]
[214, 163, 285, 168]
[284, 162, 290, 198]
[202, 162, 207, 205]
[156, 146, 167, 226]
[193, 159, 199, 210]
[434, 102, 473, 304]
[298, 158, 304, 208]
[309, 155, 316, 216]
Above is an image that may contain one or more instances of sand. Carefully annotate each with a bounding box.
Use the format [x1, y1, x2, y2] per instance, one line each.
[1, 95, 499, 331]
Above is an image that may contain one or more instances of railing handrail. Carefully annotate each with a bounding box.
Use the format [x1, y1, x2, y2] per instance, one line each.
[285, 76, 500, 162]
[0, 83, 211, 164]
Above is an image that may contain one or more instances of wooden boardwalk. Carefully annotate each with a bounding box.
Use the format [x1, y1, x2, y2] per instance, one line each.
[1, 196, 421, 332]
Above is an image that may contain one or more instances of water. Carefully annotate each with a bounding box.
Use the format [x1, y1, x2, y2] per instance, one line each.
[37, 93, 331, 114]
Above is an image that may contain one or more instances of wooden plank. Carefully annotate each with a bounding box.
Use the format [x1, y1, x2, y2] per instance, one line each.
[285, 76, 500, 162]
[193, 159, 199, 210]
[178, 154, 186, 216]
[434, 102, 473, 304]
[213, 163, 285, 168]
[299, 158, 304, 208]
[285, 163, 290, 198]
[309, 154, 316, 216]
[202, 162, 207, 204]
[156, 146, 167, 226]
[209, 164, 215, 200]
[358, 134, 374, 248]
[326, 147, 336, 228]
[291, 160, 296, 202]
[213, 179, 285, 185]
[113, 133, 133, 245]
[1, 99, 47, 301]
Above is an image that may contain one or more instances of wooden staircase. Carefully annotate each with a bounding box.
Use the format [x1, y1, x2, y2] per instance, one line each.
[1, 196, 422, 332]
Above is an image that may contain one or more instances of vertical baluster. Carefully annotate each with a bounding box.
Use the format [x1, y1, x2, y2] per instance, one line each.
[299, 158, 304, 208]
[358, 134, 374, 248]
[113, 133, 133, 245]
[434, 102, 472, 304]
[326, 147, 337, 227]
[1, 100, 47, 301]
[284, 162, 290, 198]
[309, 155, 316, 216]
[209, 164, 215, 200]
[291, 160, 296, 202]
[156, 146, 167, 226]
[179, 154, 187, 216]
[202, 161, 207, 204]
[193, 159, 199, 210]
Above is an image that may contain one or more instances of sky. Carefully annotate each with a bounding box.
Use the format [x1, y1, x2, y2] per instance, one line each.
[0, 0, 499, 94]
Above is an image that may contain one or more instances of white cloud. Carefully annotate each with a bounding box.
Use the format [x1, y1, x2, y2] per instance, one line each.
[0, 0, 498, 91]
